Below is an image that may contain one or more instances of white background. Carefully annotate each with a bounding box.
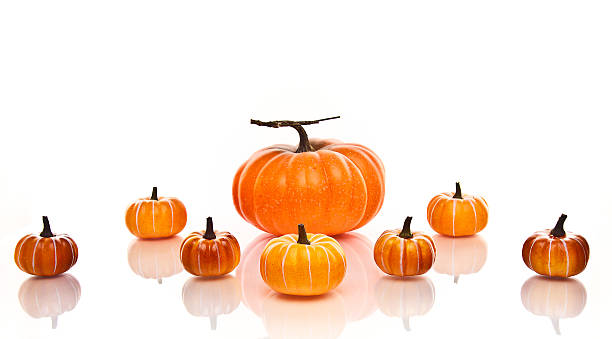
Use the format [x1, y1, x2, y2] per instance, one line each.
[1, 1, 610, 338]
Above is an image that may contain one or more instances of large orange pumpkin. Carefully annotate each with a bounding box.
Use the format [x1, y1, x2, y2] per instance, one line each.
[427, 182, 488, 237]
[521, 276, 586, 335]
[233, 117, 385, 235]
[125, 187, 187, 239]
[260, 224, 346, 296]
[373, 217, 436, 277]
[127, 236, 183, 284]
[15, 216, 78, 276]
[18, 274, 81, 329]
[180, 217, 241, 277]
[433, 234, 488, 283]
[522, 214, 589, 278]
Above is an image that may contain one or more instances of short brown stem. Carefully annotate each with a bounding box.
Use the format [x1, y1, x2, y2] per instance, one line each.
[550, 214, 567, 238]
[453, 182, 463, 199]
[203, 217, 216, 240]
[151, 187, 158, 200]
[296, 224, 310, 245]
[40, 216, 54, 238]
[250, 116, 340, 153]
[398, 216, 414, 239]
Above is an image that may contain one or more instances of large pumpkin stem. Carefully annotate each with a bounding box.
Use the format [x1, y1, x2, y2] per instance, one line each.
[398, 216, 414, 239]
[296, 224, 311, 245]
[40, 216, 54, 238]
[250, 116, 340, 153]
[550, 214, 567, 238]
[151, 187, 158, 200]
[453, 182, 463, 199]
[203, 217, 216, 240]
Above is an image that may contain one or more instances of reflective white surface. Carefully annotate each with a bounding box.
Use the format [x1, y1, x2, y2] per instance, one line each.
[1, 1, 611, 338]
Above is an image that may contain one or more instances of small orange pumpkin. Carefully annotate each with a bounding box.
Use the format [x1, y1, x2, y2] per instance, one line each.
[427, 182, 489, 237]
[522, 214, 589, 278]
[125, 187, 187, 239]
[233, 117, 385, 236]
[15, 216, 78, 276]
[373, 217, 436, 277]
[260, 224, 346, 296]
[180, 217, 241, 277]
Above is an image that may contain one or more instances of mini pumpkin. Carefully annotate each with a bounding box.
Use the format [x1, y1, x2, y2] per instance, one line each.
[182, 276, 241, 330]
[127, 236, 183, 284]
[373, 217, 436, 277]
[233, 117, 385, 236]
[180, 217, 241, 277]
[260, 224, 346, 296]
[125, 187, 187, 239]
[522, 214, 589, 278]
[521, 276, 586, 335]
[433, 234, 488, 283]
[18, 274, 81, 329]
[375, 276, 435, 331]
[15, 216, 78, 276]
[427, 182, 488, 237]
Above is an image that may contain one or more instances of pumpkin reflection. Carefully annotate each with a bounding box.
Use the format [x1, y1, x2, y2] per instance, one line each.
[432, 234, 487, 283]
[236, 232, 379, 321]
[375, 276, 435, 331]
[262, 292, 346, 339]
[127, 236, 183, 284]
[182, 275, 241, 330]
[521, 276, 587, 335]
[18, 274, 81, 329]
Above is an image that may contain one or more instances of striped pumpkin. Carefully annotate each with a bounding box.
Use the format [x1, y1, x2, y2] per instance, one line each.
[180, 217, 241, 277]
[125, 187, 187, 239]
[373, 217, 436, 277]
[522, 214, 589, 278]
[427, 182, 488, 237]
[14, 216, 78, 276]
[260, 224, 346, 296]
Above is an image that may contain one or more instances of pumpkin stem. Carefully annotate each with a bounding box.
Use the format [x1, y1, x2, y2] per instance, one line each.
[453, 182, 463, 199]
[250, 116, 340, 153]
[151, 187, 158, 200]
[550, 214, 567, 238]
[40, 216, 54, 238]
[398, 216, 414, 239]
[296, 224, 311, 245]
[203, 217, 216, 240]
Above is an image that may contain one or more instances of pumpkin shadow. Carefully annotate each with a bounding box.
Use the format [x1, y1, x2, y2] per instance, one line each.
[18, 274, 81, 329]
[182, 275, 241, 330]
[432, 234, 488, 283]
[520, 275, 587, 335]
[262, 291, 346, 339]
[127, 236, 183, 284]
[236, 232, 380, 323]
[374, 276, 435, 331]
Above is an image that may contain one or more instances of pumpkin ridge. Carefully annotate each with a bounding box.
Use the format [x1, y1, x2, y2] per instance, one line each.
[334, 152, 368, 234]
[252, 152, 293, 235]
[240, 149, 287, 230]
